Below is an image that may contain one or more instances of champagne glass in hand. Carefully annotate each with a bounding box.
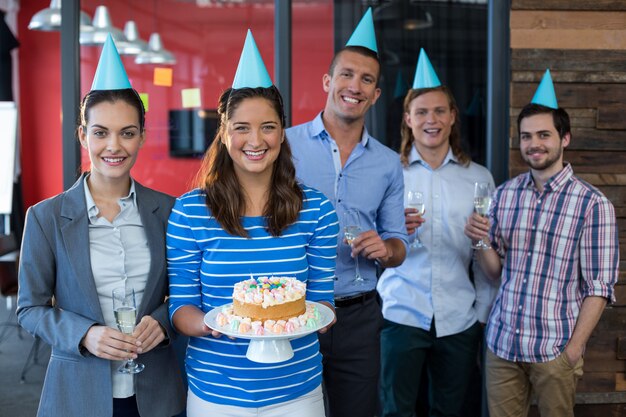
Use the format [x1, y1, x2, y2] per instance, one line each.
[472, 182, 494, 250]
[343, 209, 364, 284]
[112, 286, 145, 374]
[406, 189, 425, 249]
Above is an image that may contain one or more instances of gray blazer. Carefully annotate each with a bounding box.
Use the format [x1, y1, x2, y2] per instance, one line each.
[17, 175, 185, 417]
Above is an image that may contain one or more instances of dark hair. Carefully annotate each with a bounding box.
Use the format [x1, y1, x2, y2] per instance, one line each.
[399, 86, 469, 167]
[517, 103, 571, 140]
[328, 46, 381, 85]
[195, 86, 303, 237]
[79, 88, 145, 132]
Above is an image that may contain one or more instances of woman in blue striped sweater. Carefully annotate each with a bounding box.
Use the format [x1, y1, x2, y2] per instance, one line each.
[167, 85, 339, 416]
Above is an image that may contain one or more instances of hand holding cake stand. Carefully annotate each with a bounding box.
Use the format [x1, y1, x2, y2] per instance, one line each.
[204, 301, 334, 363]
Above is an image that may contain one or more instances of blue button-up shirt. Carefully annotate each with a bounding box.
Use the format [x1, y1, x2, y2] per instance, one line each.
[377, 147, 499, 337]
[287, 112, 408, 297]
[83, 176, 150, 398]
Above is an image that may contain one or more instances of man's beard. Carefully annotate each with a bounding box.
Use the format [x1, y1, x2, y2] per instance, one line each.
[522, 146, 563, 171]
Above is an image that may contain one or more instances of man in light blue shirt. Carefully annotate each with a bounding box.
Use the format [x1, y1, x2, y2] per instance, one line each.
[377, 86, 499, 416]
[287, 45, 407, 417]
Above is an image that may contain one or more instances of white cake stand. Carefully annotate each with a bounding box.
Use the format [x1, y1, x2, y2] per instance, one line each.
[204, 301, 334, 363]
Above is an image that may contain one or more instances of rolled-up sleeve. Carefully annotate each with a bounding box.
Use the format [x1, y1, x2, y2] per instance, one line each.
[580, 196, 619, 303]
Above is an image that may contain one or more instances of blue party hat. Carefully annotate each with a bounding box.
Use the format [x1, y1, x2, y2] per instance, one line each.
[412, 49, 441, 89]
[91, 34, 132, 91]
[393, 71, 408, 99]
[232, 30, 273, 89]
[345, 8, 377, 53]
[531, 69, 558, 109]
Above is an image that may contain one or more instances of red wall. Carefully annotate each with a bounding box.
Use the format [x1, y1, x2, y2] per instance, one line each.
[18, 0, 333, 208]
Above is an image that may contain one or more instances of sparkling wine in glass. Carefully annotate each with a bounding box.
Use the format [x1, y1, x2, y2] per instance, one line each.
[406, 189, 425, 249]
[112, 286, 144, 374]
[472, 182, 494, 250]
[343, 209, 364, 285]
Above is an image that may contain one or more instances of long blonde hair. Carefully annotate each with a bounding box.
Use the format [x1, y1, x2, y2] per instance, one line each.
[399, 86, 470, 167]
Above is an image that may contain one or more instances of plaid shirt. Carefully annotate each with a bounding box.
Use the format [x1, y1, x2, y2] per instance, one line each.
[486, 164, 619, 363]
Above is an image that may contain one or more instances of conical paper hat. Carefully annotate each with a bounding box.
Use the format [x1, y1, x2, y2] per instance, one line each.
[91, 34, 132, 90]
[345, 8, 377, 53]
[232, 30, 273, 89]
[531, 69, 558, 109]
[394, 71, 408, 99]
[412, 49, 441, 89]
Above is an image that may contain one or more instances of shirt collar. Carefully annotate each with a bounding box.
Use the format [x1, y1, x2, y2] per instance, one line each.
[522, 163, 573, 192]
[83, 174, 138, 221]
[311, 112, 371, 147]
[408, 145, 458, 169]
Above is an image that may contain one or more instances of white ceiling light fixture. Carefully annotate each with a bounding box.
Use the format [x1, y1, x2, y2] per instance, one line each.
[135, 0, 176, 65]
[28, 0, 94, 32]
[374, 2, 434, 31]
[116, 21, 148, 55]
[403, 11, 433, 30]
[135, 33, 176, 65]
[79, 5, 126, 46]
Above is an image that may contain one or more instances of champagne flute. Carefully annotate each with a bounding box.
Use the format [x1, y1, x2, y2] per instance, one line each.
[406, 189, 425, 249]
[472, 182, 494, 250]
[343, 209, 364, 285]
[112, 286, 145, 374]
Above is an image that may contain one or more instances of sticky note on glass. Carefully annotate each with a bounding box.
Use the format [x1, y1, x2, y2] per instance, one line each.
[182, 88, 202, 108]
[139, 93, 149, 112]
[153, 67, 173, 87]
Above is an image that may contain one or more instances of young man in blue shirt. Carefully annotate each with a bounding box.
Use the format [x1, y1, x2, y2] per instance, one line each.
[287, 40, 407, 417]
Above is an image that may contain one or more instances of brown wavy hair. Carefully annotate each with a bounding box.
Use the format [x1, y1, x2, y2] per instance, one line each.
[399, 86, 470, 167]
[195, 86, 302, 237]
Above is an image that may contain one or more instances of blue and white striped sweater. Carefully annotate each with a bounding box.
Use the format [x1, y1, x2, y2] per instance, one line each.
[167, 186, 338, 407]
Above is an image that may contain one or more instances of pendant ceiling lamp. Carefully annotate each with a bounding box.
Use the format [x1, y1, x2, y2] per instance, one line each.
[135, 0, 176, 65]
[116, 21, 148, 55]
[372, 2, 434, 31]
[135, 33, 176, 65]
[80, 5, 126, 46]
[28, 0, 94, 32]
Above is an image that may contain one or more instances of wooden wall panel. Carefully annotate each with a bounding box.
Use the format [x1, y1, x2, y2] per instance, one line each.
[613, 286, 626, 307]
[511, 11, 626, 50]
[512, 49, 626, 72]
[575, 174, 626, 186]
[509, 3, 625, 406]
[512, 0, 626, 11]
[584, 330, 626, 372]
[509, 126, 626, 151]
[510, 83, 626, 108]
[511, 29, 626, 50]
[509, 151, 626, 175]
[511, 11, 626, 30]
[597, 104, 626, 130]
[531, 404, 626, 417]
[596, 308, 626, 331]
[513, 71, 626, 83]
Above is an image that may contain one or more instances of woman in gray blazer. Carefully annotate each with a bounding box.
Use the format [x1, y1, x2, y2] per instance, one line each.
[16, 83, 185, 416]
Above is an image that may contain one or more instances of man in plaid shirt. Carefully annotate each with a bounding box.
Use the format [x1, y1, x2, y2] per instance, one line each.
[464, 71, 619, 417]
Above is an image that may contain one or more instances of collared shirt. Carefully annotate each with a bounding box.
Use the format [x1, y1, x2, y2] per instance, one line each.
[378, 147, 499, 337]
[486, 164, 619, 363]
[287, 112, 408, 297]
[83, 176, 150, 398]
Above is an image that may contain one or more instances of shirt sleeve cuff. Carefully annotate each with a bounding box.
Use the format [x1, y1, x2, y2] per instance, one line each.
[583, 281, 616, 304]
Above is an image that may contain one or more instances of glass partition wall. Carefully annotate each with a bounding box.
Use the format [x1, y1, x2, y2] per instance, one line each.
[335, 1, 489, 164]
[43, 0, 498, 199]
[75, 0, 333, 197]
